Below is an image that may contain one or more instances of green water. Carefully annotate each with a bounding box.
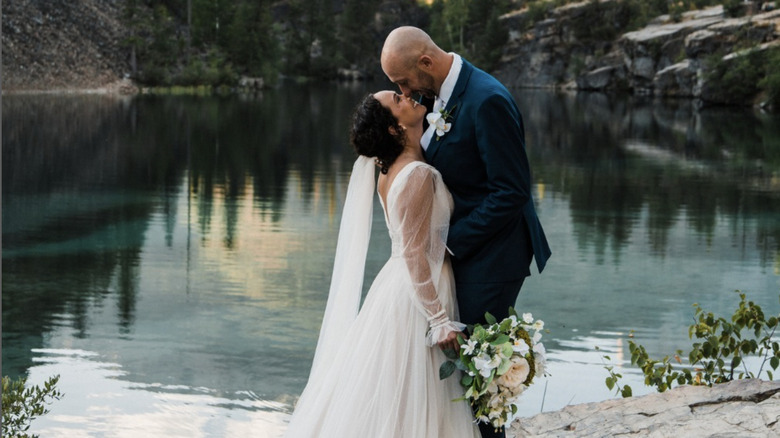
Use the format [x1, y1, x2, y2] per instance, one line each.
[3, 85, 779, 437]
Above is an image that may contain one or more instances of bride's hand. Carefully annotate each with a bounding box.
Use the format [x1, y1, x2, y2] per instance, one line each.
[437, 329, 461, 353]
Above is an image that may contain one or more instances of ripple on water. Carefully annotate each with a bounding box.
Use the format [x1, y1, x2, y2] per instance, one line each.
[27, 349, 291, 438]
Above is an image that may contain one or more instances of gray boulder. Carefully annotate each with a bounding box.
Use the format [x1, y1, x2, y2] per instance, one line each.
[510, 379, 780, 437]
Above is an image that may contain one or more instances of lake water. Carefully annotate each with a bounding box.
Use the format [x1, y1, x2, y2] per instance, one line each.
[3, 83, 779, 437]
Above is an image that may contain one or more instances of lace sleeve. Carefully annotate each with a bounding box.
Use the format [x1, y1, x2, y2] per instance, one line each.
[394, 165, 465, 346]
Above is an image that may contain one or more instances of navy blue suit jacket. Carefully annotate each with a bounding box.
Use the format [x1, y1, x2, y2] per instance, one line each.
[424, 59, 551, 285]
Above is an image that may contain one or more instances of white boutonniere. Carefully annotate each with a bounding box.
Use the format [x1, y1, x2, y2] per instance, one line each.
[426, 105, 456, 141]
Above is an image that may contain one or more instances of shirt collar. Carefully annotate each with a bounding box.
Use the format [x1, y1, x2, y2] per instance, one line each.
[437, 53, 462, 107]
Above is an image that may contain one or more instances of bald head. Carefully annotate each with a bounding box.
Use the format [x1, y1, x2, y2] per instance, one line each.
[382, 27, 436, 68]
[381, 26, 452, 98]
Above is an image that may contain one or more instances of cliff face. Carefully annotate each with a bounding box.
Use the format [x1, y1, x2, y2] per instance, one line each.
[494, 1, 780, 103]
[2, 0, 130, 91]
[5, 0, 778, 99]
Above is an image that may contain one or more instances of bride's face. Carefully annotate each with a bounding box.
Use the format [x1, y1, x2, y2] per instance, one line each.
[374, 91, 426, 129]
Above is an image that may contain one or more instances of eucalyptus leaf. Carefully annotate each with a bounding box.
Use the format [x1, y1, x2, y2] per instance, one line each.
[501, 343, 514, 358]
[443, 347, 459, 360]
[439, 361, 457, 380]
[490, 334, 510, 346]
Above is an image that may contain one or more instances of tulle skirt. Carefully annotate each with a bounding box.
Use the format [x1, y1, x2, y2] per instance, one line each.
[284, 256, 479, 438]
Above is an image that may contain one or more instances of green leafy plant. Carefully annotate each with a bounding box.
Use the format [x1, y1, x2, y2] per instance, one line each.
[723, 0, 744, 18]
[2, 375, 63, 438]
[603, 292, 779, 397]
[598, 348, 633, 398]
[704, 47, 767, 105]
[758, 47, 780, 109]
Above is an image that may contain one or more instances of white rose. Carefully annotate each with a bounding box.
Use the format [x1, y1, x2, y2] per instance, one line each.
[522, 313, 534, 324]
[496, 355, 530, 390]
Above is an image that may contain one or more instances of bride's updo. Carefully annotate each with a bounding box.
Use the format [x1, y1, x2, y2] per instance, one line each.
[350, 94, 406, 174]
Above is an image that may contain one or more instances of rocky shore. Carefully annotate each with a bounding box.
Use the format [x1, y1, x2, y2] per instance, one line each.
[494, 1, 780, 104]
[509, 379, 780, 437]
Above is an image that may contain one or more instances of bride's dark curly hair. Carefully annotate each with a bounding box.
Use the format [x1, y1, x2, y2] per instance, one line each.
[350, 94, 406, 174]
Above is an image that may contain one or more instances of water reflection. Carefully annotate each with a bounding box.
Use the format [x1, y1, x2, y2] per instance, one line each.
[27, 349, 288, 438]
[523, 91, 780, 271]
[2, 86, 779, 436]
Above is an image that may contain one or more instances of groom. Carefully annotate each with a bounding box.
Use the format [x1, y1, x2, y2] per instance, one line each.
[381, 26, 551, 438]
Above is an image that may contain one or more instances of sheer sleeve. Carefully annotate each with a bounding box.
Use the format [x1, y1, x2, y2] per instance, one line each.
[394, 165, 465, 346]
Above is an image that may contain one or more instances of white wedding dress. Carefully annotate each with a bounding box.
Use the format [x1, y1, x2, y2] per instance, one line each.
[284, 158, 479, 438]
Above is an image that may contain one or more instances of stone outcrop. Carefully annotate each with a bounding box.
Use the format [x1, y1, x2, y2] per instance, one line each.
[509, 379, 780, 437]
[2, 0, 130, 92]
[496, 2, 628, 90]
[620, 7, 725, 94]
[494, 1, 780, 103]
[628, 7, 780, 98]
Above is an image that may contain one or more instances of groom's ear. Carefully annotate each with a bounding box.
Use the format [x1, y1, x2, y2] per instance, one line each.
[418, 55, 433, 71]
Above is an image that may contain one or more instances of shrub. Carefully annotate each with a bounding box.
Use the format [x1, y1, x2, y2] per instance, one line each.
[2, 375, 63, 438]
[758, 47, 780, 109]
[526, 0, 551, 24]
[704, 48, 766, 105]
[602, 292, 780, 398]
[723, 0, 744, 18]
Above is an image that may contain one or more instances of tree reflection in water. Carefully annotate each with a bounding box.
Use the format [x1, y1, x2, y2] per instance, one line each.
[1, 85, 778, 433]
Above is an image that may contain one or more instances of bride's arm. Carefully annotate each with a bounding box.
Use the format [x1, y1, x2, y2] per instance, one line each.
[397, 166, 465, 348]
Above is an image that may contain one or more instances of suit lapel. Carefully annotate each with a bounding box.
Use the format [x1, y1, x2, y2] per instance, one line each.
[425, 60, 474, 161]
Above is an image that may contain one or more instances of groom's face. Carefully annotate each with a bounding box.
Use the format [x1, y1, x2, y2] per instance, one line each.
[409, 68, 437, 100]
[383, 58, 437, 99]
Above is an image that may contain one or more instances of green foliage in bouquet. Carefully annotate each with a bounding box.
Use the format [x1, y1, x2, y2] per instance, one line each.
[440, 308, 547, 429]
[2, 375, 63, 438]
[603, 292, 780, 398]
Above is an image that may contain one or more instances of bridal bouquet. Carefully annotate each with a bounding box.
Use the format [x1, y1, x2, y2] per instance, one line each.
[439, 308, 547, 430]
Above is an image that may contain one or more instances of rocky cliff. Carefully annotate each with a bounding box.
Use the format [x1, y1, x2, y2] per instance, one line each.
[2, 0, 130, 91]
[5, 0, 779, 101]
[494, 1, 780, 104]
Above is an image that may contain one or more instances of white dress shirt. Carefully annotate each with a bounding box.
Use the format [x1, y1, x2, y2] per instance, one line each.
[421, 53, 463, 150]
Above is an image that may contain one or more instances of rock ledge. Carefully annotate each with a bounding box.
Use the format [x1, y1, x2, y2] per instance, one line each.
[510, 379, 780, 437]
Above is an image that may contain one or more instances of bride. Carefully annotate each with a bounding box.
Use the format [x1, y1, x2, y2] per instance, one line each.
[283, 91, 480, 438]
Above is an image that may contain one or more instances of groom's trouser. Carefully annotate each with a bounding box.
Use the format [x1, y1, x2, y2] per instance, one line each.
[456, 278, 526, 438]
[456, 279, 525, 327]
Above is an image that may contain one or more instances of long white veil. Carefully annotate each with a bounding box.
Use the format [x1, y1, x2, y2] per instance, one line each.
[307, 155, 375, 381]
